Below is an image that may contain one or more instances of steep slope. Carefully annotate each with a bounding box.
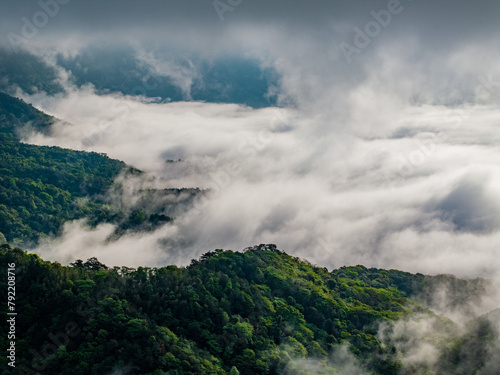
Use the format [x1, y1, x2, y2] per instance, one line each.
[2, 241, 496, 375]
[0, 92, 129, 245]
[0, 92, 56, 139]
[1, 243, 481, 375]
[0, 93, 198, 245]
[0, 49, 63, 96]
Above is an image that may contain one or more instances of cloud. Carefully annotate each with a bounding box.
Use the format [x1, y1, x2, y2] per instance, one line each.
[4, 1, 500, 107]
[377, 302, 500, 374]
[378, 314, 448, 371]
[431, 173, 500, 234]
[283, 343, 369, 375]
[34, 219, 173, 267]
[133, 49, 200, 99]
[0, 0, 498, 281]
[2, 3, 500, 373]
[17, 83, 500, 281]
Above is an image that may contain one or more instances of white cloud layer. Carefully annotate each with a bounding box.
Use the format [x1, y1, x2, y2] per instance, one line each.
[3, 0, 498, 282]
[23, 84, 500, 279]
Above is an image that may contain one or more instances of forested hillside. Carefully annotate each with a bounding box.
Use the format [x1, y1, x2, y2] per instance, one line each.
[0, 92, 127, 245]
[0, 50, 63, 96]
[0, 93, 198, 246]
[0, 244, 496, 375]
[0, 92, 56, 138]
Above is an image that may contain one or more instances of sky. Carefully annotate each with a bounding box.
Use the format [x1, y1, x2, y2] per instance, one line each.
[1, 0, 500, 280]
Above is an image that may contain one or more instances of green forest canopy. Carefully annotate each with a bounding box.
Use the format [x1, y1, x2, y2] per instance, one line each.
[0, 92, 199, 246]
[0, 92, 129, 245]
[0, 244, 495, 375]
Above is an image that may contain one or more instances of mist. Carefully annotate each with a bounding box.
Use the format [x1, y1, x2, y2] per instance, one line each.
[19, 78, 500, 280]
[3, 2, 500, 374]
[1, 0, 499, 279]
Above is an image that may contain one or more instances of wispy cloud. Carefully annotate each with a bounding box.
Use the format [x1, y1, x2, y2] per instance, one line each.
[20, 82, 500, 280]
[1, 0, 498, 281]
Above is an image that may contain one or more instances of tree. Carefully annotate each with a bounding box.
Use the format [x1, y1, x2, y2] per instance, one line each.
[70, 259, 84, 268]
[84, 257, 108, 271]
[0, 232, 6, 245]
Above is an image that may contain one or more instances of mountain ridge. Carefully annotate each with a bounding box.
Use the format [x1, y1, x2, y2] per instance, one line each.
[0, 92, 198, 246]
[0, 47, 279, 109]
[0, 243, 497, 375]
[0, 93, 498, 375]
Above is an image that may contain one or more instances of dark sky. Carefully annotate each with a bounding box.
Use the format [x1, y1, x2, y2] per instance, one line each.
[1, 0, 499, 53]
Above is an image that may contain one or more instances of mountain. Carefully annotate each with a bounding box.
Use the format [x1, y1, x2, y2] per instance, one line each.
[0, 93, 498, 375]
[0, 244, 497, 375]
[0, 49, 63, 96]
[0, 92, 199, 246]
[0, 47, 279, 108]
[0, 91, 56, 139]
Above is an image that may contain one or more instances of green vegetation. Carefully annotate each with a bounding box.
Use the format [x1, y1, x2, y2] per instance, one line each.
[0, 92, 56, 138]
[0, 138, 128, 245]
[0, 49, 63, 96]
[0, 244, 418, 374]
[1, 244, 494, 375]
[0, 92, 127, 245]
[0, 92, 198, 246]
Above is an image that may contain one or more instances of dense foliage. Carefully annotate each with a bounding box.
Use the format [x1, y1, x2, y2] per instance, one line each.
[0, 244, 411, 374]
[0, 50, 63, 96]
[0, 138, 127, 245]
[0, 93, 198, 245]
[0, 93, 128, 245]
[0, 92, 56, 138]
[1, 244, 495, 375]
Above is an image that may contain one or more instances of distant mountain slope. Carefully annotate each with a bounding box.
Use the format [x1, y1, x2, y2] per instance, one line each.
[0, 47, 279, 108]
[0, 244, 496, 375]
[0, 93, 198, 245]
[0, 49, 63, 96]
[0, 92, 55, 139]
